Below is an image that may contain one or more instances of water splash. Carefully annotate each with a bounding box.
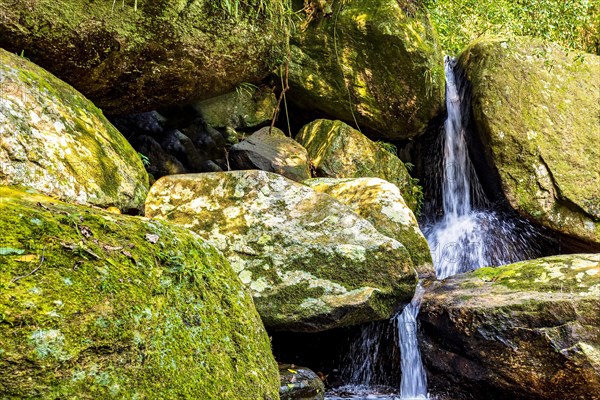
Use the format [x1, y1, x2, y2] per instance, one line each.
[396, 285, 428, 399]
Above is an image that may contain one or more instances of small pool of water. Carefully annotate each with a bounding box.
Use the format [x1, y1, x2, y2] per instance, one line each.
[325, 385, 431, 400]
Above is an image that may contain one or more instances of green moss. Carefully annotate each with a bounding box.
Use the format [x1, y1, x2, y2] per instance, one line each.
[0, 187, 279, 398]
[473, 254, 599, 292]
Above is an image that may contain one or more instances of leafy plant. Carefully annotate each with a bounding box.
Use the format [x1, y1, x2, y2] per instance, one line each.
[376, 141, 398, 156]
[424, 0, 599, 55]
[138, 152, 151, 167]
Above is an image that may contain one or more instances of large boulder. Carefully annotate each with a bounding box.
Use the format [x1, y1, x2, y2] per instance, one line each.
[0, 0, 287, 114]
[420, 253, 600, 400]
[296, 119, 422, 212]
[304, 177, 433, 279]
[230, 127, 311, 182]
[459, 37, 600, 247]
[0, 187, 279, 398]
[288, 0, 444, 139]
[145, 170, 417, 332]
[0, 49, 148, 211]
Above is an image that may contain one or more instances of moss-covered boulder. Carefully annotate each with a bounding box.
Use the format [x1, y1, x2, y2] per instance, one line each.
[0, 49, 148, 211]
[230, 127, 311, 182]
[459, 37, 600, 247]
[0, 187, 279, 398]
[296, 119, 422, 212]
[0, 0, 287, 114]
[194, 86, 278, 130]
[420, 253, 600, 400]
[304, 177, 433, 279]
[288, 0, 444, 139]
[145, 170, 417, 332]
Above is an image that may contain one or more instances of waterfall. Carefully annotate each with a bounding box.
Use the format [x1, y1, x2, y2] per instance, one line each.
[424, 56, 542, 279]
[396, 285, 427, 399]
[328, 56, 543, 400]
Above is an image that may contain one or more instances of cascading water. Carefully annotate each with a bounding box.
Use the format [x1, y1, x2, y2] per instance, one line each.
[424, 56, 542, 278]
[327, 56, 543, 400]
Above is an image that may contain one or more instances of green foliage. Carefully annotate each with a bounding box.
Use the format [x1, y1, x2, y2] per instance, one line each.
[138, 152, 151, 167]
[376, 141, 398, 156]
[215, 0, 294, 29]
[424, 0, 599, 55]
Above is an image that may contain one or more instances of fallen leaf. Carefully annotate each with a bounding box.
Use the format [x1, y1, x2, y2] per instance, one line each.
[287, 369, 297, 374]
[122, 250, 133, 259]
[15, 254, 38, 262]
[103, 245, 123, 251]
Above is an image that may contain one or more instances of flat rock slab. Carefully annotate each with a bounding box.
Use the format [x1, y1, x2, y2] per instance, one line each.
[145, 170, 417, 332]
[230, 127, 311, 182]
[420, 253, 600, 400]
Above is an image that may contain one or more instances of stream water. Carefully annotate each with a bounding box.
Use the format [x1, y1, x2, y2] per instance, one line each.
[326, 56, 542, 399]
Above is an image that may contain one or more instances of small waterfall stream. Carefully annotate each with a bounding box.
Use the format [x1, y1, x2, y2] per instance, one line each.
[327, 57, 543, 399]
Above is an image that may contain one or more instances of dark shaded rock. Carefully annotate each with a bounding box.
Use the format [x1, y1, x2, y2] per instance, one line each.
[420, 254, 600, 400]
[279, 364, 325, 400]
[230, 127, 311, 181]
[111, 111, 167, 140]
[133, 135, 186, 179]
[0, 0, 287, 114]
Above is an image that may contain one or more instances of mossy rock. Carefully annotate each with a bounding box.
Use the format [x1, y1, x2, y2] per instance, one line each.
[459, 37, 600, 246]
[420, 253, 600, 400]
[194, 86, 278, 130]
[304, 177, 433, 279]
[145, 170, 418, 332]
[288, 0, 445, 139]
[296, 119, 422, 212]
[0, 49, 148, 211]
[0, 186, 279, 399]
[0, 0, 287, 114]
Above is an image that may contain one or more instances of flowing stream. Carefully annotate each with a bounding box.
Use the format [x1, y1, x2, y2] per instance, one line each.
[327, 57, 542, 399]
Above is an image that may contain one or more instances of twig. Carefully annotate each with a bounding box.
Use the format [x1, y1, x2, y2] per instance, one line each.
[11, 246, 46, 283]
[270, 47, 291, 134]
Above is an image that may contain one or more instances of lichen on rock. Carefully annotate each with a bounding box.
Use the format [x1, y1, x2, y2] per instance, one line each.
[145, 170, 418, 332]
[304, 177, 433, 279]
[0, 49, 148, 211]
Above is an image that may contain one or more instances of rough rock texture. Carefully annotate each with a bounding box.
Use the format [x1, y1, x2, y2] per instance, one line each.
[0, 187, 279, 399]
[0, 0, 287, 114]
[304, 177, 433, 279]
[420, 253, 600, 400]
[296, 119, 422, 212]
[279, 364, 325, 400]
[230, 127, 311, 181]
[194, 86, 278, 129]
[288, 0, 444, 139]
[459, 37, 600, 247]
[145, 170, 417, 332]
[0, 49, 148, 211]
